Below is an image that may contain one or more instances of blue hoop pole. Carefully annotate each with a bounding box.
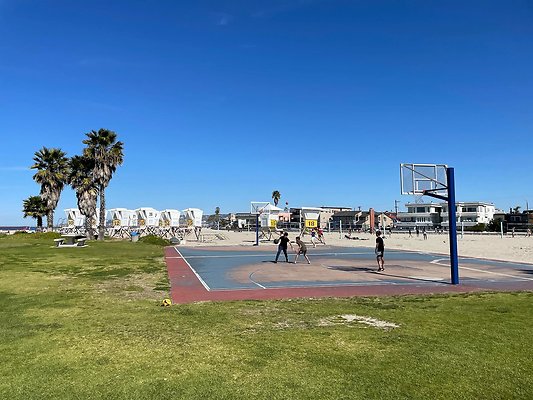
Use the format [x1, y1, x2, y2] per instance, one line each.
[255, 214, 259, 246]
[447, 167, 459, 284]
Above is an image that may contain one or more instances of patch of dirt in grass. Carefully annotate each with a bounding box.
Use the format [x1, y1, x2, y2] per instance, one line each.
[318, 314, 400, 330]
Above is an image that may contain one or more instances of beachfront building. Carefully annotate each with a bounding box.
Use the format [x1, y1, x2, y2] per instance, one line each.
[376, 212, 396, 230]
[396, 203, 443, 230]
[319, 206, 352, 229]
[330, 210, 370, 231]
[441, 202, 496, 229]
[504, 209, 533, 232]
[235, 212, 256, 230]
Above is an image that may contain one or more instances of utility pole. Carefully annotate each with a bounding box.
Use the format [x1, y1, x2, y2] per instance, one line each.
[394, 200, 400, 215]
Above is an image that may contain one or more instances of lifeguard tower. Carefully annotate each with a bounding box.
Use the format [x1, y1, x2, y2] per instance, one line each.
[259, 203, 282, 240]
[135, 207, 161, 235]
[159, 209, 181, 238]
[107, 208, 135, 238]
[250, 202, 282, 244]
[64, 208, 85, 234]
[300, 207, 323, 235]
[183, 208, 203, 239]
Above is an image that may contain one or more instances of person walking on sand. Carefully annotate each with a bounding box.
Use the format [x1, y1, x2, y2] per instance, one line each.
[274, 232, 293, 263]
[294, 236, 311, 264]
[318, 227, 326, 244]
[375, 230, 385, 272]
[310, 228, 318, 248]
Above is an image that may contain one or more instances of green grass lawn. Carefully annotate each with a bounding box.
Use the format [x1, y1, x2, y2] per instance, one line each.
[1, 234, 532, 399]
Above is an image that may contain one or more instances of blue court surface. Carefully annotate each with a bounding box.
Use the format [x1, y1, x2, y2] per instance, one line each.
[173, 246, 533, 292]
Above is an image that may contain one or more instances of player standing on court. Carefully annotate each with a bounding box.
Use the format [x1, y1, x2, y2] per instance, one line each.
[274, 232, 293, 263]
[294, 236, 311, 264]
[375, 230, 385, 272]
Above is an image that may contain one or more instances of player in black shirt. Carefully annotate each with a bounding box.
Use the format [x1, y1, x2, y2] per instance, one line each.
[274, 232, 293, 263]
[375, 230, 385, 272]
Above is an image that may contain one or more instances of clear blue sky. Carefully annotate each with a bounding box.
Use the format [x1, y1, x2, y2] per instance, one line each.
[1, 0, 532, 225]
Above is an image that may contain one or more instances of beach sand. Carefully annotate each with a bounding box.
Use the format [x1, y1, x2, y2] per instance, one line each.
[183, 229, 533, 264]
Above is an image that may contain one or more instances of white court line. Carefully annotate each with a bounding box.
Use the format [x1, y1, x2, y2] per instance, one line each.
[173, 247, 211, 291]
[181, 252, 368, 259]
[431, 261, 533, 281]
[248, 271, 266, 289]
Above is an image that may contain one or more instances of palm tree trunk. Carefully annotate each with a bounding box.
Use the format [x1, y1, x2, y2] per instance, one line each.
[85, 217, 95, 240]
[98, 185, 106, 240]
[37, 216, 43, 229]
[47, 210, 54, 230]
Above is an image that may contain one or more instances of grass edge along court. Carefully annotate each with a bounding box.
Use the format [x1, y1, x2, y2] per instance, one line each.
[0, 234, 532, 399]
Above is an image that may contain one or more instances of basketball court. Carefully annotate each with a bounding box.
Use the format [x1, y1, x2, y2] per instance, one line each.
[165, 163, 533, 303]
[164, 244, 533, 303]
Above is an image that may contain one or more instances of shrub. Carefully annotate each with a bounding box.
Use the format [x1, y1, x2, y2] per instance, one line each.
[138, 235, 171, 246]
[10, 231, 61, 239]
[465, 223, 486, 232]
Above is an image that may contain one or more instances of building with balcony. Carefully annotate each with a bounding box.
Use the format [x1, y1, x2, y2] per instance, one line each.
[396, 203, 443, 230]
[441, 202, 496, 228]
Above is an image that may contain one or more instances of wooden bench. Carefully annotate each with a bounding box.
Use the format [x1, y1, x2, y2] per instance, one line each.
[53, 238, 65, 247]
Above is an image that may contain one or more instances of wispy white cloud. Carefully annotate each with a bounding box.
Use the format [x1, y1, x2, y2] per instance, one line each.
[215, 12, 234, 26]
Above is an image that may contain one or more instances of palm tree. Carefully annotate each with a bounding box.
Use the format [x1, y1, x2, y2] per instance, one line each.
[513, 206, 521, 214]
[83, 129, 124, 240]
[215, 206, 220, 230]
[31, 147, 69, 230]
[272, 190, 281, 207]
[22, 195, 47, 230]
[68, 155, 98, 239]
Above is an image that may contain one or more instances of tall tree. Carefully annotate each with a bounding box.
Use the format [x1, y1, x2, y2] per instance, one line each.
[83, 129, 124, 240]
[215, 206, 220, 230]
[272, 190, 281, 206]
[22, 195, 47, 230]
[68, 155, 98, 239]
[31, 147, 69, 229]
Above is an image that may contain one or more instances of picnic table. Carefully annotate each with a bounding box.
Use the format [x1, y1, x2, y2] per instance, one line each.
[54, 235, 88, 248]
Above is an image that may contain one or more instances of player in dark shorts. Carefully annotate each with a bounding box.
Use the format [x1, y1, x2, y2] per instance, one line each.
[293, 236, 311, 264]
[274, 232, 293, 263]
[375, 230, 385, 272]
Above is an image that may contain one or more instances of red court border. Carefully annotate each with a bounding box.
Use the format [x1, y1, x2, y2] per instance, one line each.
[164, 247, 533, 303]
